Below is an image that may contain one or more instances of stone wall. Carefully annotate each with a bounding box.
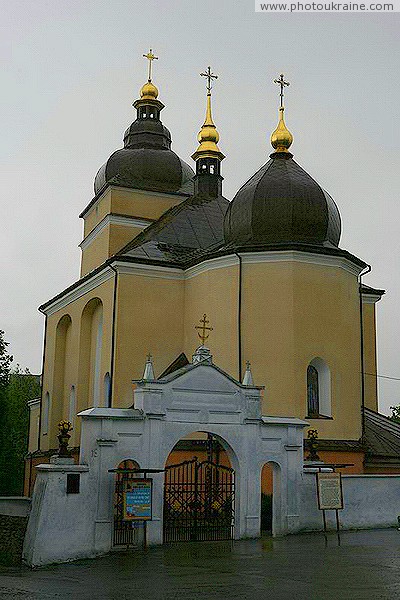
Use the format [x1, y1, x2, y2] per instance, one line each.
[300, 472, 400, 531]
[0, 514, 28, 565]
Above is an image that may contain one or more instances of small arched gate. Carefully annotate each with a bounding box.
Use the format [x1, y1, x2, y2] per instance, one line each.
[163, 458, 235, 543]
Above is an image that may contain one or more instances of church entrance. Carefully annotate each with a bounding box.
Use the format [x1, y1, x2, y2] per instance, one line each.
[163, 434, 235, 543]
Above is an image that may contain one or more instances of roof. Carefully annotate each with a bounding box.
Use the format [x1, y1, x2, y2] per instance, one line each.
[116, 192, 229, 268]
[224, 153, 341, 249]
[364, 407, 400, 459]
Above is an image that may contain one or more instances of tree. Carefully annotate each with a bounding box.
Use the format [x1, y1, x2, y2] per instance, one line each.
[0, 330, 13, 494]
[0, 332, 40, 496]
[389, 405, 400, 424]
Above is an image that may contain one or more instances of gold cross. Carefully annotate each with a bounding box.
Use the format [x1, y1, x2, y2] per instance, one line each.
[195, 314, 213, 345]
[200, 66, 218, 94]
[274, 73, 290, 108]
[143, 48, 158, 82]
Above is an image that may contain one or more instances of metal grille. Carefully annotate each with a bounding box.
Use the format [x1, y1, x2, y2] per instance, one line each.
[163, 458, 235, 543]
[113, 461, 140, 547]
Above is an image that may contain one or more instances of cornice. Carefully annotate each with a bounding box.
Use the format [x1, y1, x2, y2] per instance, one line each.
[239, 250, 364, 276]
[113, 260, 184, 280]
[362, 293, 382, 305]
[80, 214, 153, 250]
[79, 184, 190, 220]
[41, 267, 114, 317]
[39, 249, 366, 317]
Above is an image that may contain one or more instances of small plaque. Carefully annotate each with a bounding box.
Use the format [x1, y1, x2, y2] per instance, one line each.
[317, 472, 343, 510]
[123, 479, 152, 521]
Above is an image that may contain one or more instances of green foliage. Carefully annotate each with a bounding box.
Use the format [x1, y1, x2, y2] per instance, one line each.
[389, 405, 400, 424]
[0, 330, 13, 389]
[0, 331, 40, 496]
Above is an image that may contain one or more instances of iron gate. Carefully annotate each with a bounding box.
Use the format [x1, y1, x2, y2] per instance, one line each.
[113, 462, 140, 547]
[163, 458, 235, 543]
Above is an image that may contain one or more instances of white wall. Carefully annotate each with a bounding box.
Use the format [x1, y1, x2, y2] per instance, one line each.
[300, 472, 400, 531]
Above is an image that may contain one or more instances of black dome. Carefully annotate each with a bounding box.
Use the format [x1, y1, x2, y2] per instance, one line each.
[224, 153, 341, 248]
[94, 103, 194, 196]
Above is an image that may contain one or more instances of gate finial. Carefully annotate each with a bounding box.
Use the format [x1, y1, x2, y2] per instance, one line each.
[242, 360, 254, 386]
[142, 352, 156, 381]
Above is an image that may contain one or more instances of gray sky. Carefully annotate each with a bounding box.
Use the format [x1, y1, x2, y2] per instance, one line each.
[1, 0, 399, 414]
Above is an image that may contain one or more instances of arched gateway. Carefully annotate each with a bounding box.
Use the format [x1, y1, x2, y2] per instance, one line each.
[24, 348, 307, 566]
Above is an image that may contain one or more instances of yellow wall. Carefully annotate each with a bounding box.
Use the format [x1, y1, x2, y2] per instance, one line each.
[28, 403, 40, 453]
[183, 264, 240, 378]
[362, 302, 378, 411]
[38, 254, 375, 452]
[40, 276, 115, 450]
[113, 272, 185, 406]
[80, 186, 187, 276]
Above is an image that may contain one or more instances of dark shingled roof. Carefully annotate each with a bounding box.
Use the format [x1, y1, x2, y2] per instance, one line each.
[116, 192, 229, 268]
[224, 152, 341, 250]
[364, 407, 400, 460]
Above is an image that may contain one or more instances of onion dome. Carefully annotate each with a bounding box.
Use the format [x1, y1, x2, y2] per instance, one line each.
[94, 51, 194, 196]
[191, 67, 225, 197]
[224, 74, 341, 249]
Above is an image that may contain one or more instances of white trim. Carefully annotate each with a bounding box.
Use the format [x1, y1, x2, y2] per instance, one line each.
[28, 398, 40, 410]
[41, 267, 114, 316]
[80, 214, 153, 250]
[240, 250, 364, 276]
[41, 250, 364, 316]
[362, 293, 382, 304]
[83, 185, 189, 220]
[185, 255, 239, 279]
[113, 260, 184, 280]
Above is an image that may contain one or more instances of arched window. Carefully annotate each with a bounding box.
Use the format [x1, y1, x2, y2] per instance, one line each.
[307, 365, 319, 416]
[42, 392, 50, 435]
[307, 358, 332, 418]
[69, 385, 76, 424]
[78, 298, 103, 410]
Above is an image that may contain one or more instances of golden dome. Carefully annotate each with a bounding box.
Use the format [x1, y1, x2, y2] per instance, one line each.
[192, 93, 224, 161]
[271, 106, 293, 152]
[140, 81, 159, 100]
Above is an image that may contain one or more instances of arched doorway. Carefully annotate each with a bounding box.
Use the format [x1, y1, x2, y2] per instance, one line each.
[261, 461, 281, 536]
[163, 432, 235, 543]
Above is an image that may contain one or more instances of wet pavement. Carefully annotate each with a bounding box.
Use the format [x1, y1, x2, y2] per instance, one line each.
[1, 529, 400, 599]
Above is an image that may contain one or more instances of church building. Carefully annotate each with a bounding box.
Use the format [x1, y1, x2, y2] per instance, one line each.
[26, 51, 392, 503]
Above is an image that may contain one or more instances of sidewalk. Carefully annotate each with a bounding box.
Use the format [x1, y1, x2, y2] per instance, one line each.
[1, 529, 399, 599]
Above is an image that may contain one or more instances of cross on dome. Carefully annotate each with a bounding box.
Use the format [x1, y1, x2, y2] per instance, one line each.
[143, 48, 158, 82]
[274, 73, 290, 108]
[200, 66, 218, 94]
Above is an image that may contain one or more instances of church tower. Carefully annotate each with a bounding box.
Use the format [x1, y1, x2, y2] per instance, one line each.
[79, 50, 194, 276]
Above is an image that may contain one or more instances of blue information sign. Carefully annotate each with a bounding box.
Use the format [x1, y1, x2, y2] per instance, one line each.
[123, 479, 152, 521]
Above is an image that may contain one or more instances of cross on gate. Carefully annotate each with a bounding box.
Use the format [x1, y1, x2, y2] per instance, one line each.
[195, 314, 213, 345]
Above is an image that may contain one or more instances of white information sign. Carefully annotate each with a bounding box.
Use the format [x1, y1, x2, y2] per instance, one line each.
[317, 472, 343, 510]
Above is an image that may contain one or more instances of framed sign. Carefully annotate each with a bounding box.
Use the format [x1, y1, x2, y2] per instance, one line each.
[123, 478, 152, 521]
[317, 472, 343, 510]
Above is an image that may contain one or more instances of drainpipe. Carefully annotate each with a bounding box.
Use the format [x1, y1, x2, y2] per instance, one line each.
[359, 264, 371, 441]
[108, 263, 118, 409]
[235, 253, 243, 382]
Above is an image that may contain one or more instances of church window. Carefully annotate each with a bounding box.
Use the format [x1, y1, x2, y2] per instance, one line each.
[307, 358, 332, 418]
[307, 366, 319, 416]
[210, 164, 215, 174]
